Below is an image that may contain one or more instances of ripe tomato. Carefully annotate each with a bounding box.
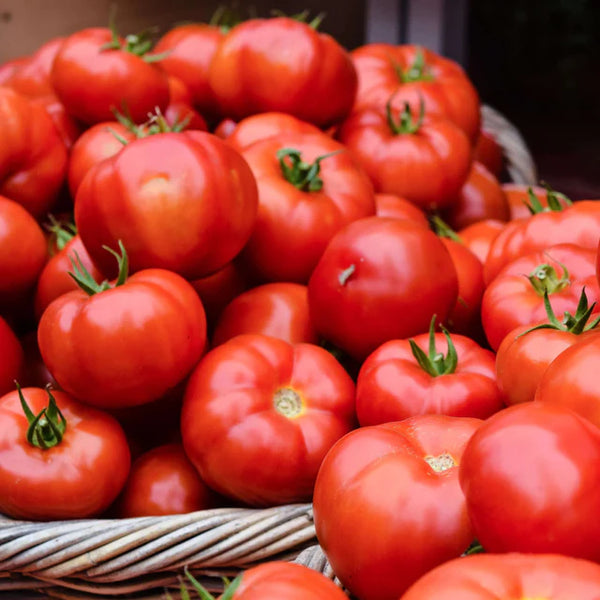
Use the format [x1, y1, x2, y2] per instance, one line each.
[373, 192, 429, 229]
[37, 243, 207, 409]
[117, 443, 217, 517]
[32, 93, 82, 150]
[457, 218, 505, 264]
[0, 386, 130, 520]
[313, 415, 481, 600]
[400, 553, 600, 600]
[351, 44, 480, 141]
[308, 216, 458, 361]
[209, 17, 357, 127]
[0, 317, 23, 396]
[181, 334, 356, 506]
[460, 402, 600, 559]
[212, 283, 319, 347]
[473, 127, 504, 176]
[239, 132, 375, 283]
[75, 131, 258, 280]
[51, 27, 170, 125]
[338, 102, 472, 211]
[0, 86, 68, 218]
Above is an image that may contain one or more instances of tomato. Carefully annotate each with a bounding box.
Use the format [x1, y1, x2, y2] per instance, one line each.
[37, 243, 207, 409]
[75, 131, 258, 280]
[154, 23, 225, 121]
[338, 101, 472, 211]
[51, 27, 170, 125]
[0, 57, 27, 85]
[0, 196, 47, 306]
[213, 283, 319, 347]
[239, 132, 375, 283]
[214, 117, 238, 139]
[503, 183, 570, 220]
[483, 199, 600, 284]
[373, 192, 429, 229]
[224, 112, 322, 153]
[481, 243, 600, 350]
[400, 553, 600, 599]
[442, 161, 509, 230]
[308, 216, 458, 361]
[313, 415, 481, 600]
[209, 17, 357, 127]
[356, 321, 502, 425]
[181, 334, 356, 506]
[351, 44, 480, 141]
[0, 86, 68, 218]
[535, 332, 600, 429]
[473, 127, 504, 176]
[17, 331, 55, 389]
[32, 94, 82, 150]
[0, 317, 23, 396]
[117, 443, 216, 517]
[457, 218, 505, 264]
[459, 402, 600, 559]
[0, 385, 130, 520]
[164, 101, 208, 132]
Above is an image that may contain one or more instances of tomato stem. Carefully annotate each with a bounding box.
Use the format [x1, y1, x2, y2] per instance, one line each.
[409, 315, 458, 376]
[527, 262, 570, 296]
[524, 184, 572, 215]
[386, 97, 425, 135]
[393, 47, 434, 83]
[277, 147, 341, 192]
[429, 214, 463, 244]
[44, 215, 77, 253]
[172, 566, 241, 600]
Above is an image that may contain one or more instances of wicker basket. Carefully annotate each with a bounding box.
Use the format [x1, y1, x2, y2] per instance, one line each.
[0, 104, 537, 600]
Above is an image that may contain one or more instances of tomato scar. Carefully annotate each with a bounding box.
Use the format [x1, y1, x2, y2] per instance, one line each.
[273, 387, 304, 418]
[424, 452, 456, 472]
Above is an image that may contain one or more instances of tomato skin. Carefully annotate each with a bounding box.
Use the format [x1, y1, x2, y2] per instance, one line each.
[373, 192, 429, 229]
[484, 200, 600, 284]
[0, 317, 23, 396]
[356, 333, 502, 426]
[213, 283, 319, 347]
[535, 332, 600, 429]
[473, 127, 504, 176]
[313, 415, 481, 600]
[351, 43, 480, 141]
[164, 101, 208, 132]
[0, 387, 130, 520]
[338, 107, 472, 211]
[239, 132, 375, 283]
[209, 18, 357, 127]
[227, 561, 348, 600]
[0, 87, 68, 218]
[457, 218, 505, 264]
[75, 131, 258, 280]
[400, 553, 600, 600]
[308, 216, 458, 361]
[481, 243, 600, 350]
[117, 443, 216, 517]
[459, 402, 600, 558]
[51, 28, 170, 125]
[442, 161, 509, 230]
[38, 268, 207, 409]
[181, 334, 356, 506]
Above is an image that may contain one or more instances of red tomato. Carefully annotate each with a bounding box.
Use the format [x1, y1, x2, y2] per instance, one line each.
[75, 131, 258, 280]
[164, 101, 208, 132]
[308, 216, 458, 361]
[17, 331, 55, 389]
[225, 112, 322, 152]
[0, 317, 23, 396]
[51, 27, 170, 125]
[351, 44, 480, 141]
[0, 57, 28, 84]
[213, 283, 319, 347]
[118, 443, 216, 517]
[181, 334, 356, 506]
[32, 94, 82, 150]
[338, 102, 472, 211]
[481, 243, 600, 350]
[356, 324, 502, 425]
[535, 332, 600, 429]
[239, 132, 375, 283]
[503, 183, 570, 220]
[484, 199, 600, 284]
[0, 87, 68, 218]
[0, 386, 130, 520]
[37, 244, 207, 409]
[473, 127, 504, 176]
[313, 415, 481, 600]
[459, 402, 600, 559]
[457, 218, 505, 264]
[154, 23, 225, 120]
[442, 160, 509, 230]
[373, 192, 429, 229]
[214, 117, 238, 139]
[209, 17, 357, 127]
[400, 553, 600, 600]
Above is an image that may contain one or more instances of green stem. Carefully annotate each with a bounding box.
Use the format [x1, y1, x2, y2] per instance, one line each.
[429, 214, 463, 243]
[409, 315, 458, 377]
[277, 147, 341, 192]
[393, 48, 434, 83]
[524, 184, 572, 215]
[44, 215, 77, 252]
[387, 97, 425, 135]
[527, 262, 570, 296]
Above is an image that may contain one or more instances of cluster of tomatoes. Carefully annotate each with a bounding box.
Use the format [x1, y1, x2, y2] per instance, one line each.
[1, 9, 600, 600]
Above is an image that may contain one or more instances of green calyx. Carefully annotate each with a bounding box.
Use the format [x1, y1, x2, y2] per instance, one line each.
[387, 97, 425, 135]
[109, 106, 191, 146]
[270, 9, 325, 29]
[528, 262, 570, 296]
[519, 287, 600, 337]
[429, 214, 463, 244]
[44, 215, 77, 253]
[524, 183, 572, 215]
[277, 147, 341, 192]
[68, 239, 128, 296]
[17, 383, 67, 450]
[209, 5, 244, 33]
[393, 48, 434, 83]
[166, 567, 241, 600]
[409, 316, 458, 377]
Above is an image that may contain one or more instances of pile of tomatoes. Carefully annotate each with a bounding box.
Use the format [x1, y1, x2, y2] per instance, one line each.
[2, 10, 600, 600]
